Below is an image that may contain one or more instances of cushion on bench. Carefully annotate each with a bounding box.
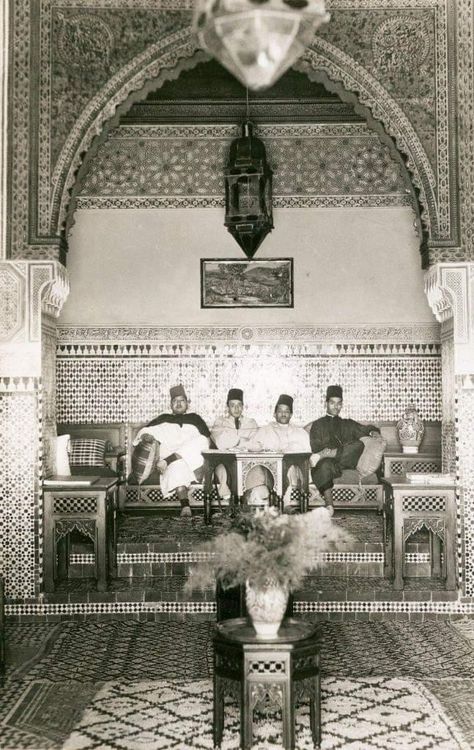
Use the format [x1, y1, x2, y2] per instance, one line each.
[131, 438, 159, 485]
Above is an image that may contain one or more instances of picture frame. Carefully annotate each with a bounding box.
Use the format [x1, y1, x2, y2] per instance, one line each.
[201, 258, 294, 308]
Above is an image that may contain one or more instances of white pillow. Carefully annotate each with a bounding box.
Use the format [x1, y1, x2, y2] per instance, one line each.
[55, 434, 71, 476]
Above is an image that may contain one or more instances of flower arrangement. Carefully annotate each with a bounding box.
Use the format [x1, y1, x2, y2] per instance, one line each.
[185, 507, 353, 594]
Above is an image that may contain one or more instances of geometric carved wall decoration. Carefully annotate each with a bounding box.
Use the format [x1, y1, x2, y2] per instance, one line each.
[0, 265, 25, 341]
[76, 123, 410, 210]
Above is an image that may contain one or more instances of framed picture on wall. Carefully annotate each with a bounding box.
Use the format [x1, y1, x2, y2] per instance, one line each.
[201, 258, 294, 308]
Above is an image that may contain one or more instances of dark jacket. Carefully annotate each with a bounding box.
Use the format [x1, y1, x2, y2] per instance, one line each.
[309, 415, 379, 462]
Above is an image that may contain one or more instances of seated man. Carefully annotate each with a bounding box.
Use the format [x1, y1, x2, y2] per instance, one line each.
[309, 384, 380, 515]
[248, 394, 311, 508]
[211, 388, 258, 500]
[134, 384, 211, 518]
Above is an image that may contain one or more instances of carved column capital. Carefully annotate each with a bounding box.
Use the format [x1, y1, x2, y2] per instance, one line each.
[425, 262, 473, 376]
[36, 261, 70, 319]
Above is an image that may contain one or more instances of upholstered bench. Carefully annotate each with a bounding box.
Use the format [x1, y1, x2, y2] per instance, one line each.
[58, 420, 442, 515]
[305, 421, 441, 512]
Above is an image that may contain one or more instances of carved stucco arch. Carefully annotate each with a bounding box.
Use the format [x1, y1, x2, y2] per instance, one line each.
[54, 27, 435, 249]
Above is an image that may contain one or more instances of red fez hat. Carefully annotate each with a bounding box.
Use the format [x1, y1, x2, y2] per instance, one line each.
[227, 388, 244, 403]
[275, 394, 293, 412]
[170, 384, 187, 400]
[326, 385, 343, 400]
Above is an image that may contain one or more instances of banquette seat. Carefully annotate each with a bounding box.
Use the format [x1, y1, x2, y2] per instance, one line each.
[56, 420, 442, 513]
[303, 420, 441, 511]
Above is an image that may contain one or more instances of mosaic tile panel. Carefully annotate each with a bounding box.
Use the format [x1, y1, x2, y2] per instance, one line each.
[56, 349, 442, 425]
[0, 390, 39, 599]
[458, 385, 474, 598]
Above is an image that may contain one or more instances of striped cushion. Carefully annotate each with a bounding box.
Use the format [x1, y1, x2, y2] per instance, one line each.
[131, 437, 159, 484]
[70, 438, 106, 467]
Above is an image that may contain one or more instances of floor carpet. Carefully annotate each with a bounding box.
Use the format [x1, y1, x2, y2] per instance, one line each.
[116, 512, 384, 545]
[62, 676, 469, 750]
[1, 619, 474, 749]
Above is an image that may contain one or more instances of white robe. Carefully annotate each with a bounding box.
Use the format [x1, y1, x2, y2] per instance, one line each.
[251, 422, 311, 453]
[211, 414, 258, 450]
[246, 421, 311, 499]
[134, 421, 209, 496]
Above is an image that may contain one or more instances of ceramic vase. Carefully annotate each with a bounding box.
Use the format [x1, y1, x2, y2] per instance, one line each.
[396, 405, 425, 454]
[245, 580, 288, 638]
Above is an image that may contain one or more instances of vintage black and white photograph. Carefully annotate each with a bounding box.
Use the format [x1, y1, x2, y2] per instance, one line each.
[1, 1, 474, 749]
[201, 258, 293, 307]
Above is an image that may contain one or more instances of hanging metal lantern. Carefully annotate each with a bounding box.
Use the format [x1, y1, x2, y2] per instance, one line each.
[193, 0, 330, 91]
[224, 122, 273, 259]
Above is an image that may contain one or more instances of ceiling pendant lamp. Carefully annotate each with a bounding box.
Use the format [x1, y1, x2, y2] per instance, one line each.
[224, 121, 273, 258]
[193, 0, 330, 91]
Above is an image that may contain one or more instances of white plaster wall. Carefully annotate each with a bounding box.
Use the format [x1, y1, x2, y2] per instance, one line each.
[62, 206, 435, 325]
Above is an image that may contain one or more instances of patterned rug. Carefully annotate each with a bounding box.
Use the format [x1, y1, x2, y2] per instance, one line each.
[7, 620, 474, 684]
[116, 511, 384, 545]
[2, 620, 474, 748]
[62, 676, 470, 750]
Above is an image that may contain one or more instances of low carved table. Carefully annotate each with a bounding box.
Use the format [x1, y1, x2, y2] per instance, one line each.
[203, 450, 311, 522]
[43, 476, 118, 592]
[213, 617, 321, 750]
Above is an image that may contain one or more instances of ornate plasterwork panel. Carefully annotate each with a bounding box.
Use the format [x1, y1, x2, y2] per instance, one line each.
[7, 0, 458, 263]
[76, 123, 410, 209]
[455, 0, 474, 259]
[297, 0, 454, 247]
[56, 322, 440, 344]
[0, 265, 25, 341]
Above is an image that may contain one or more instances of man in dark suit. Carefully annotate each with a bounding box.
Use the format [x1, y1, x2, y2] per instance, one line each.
[309, 385, 380, 514]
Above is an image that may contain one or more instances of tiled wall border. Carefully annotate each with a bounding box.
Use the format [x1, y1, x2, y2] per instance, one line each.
[4, 599, 474, 617]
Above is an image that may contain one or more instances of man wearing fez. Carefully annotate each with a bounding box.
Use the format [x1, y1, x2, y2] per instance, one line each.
[248, 394, 311, 507]
[309, 385, 380, 514]
[211, 388, 258, 500]
[134, 384, 211, 517]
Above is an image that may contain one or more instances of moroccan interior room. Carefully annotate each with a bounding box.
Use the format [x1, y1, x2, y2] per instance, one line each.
[1, 0, 474, 748]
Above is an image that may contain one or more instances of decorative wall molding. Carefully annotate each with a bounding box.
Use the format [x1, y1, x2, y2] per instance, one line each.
[75, 194, 413, 210]
[56, 323, 441, 345]
[0, 376, 39, 393]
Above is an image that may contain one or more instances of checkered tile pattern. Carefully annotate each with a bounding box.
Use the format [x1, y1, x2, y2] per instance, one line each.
[402, 495, 447, 512]
[53, 495, 98, 513]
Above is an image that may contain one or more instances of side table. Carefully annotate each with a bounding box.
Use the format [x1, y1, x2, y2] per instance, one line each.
[384, 476, 457, 590]
[213, 617, 321, 750]
[43, 476, 118, 592]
